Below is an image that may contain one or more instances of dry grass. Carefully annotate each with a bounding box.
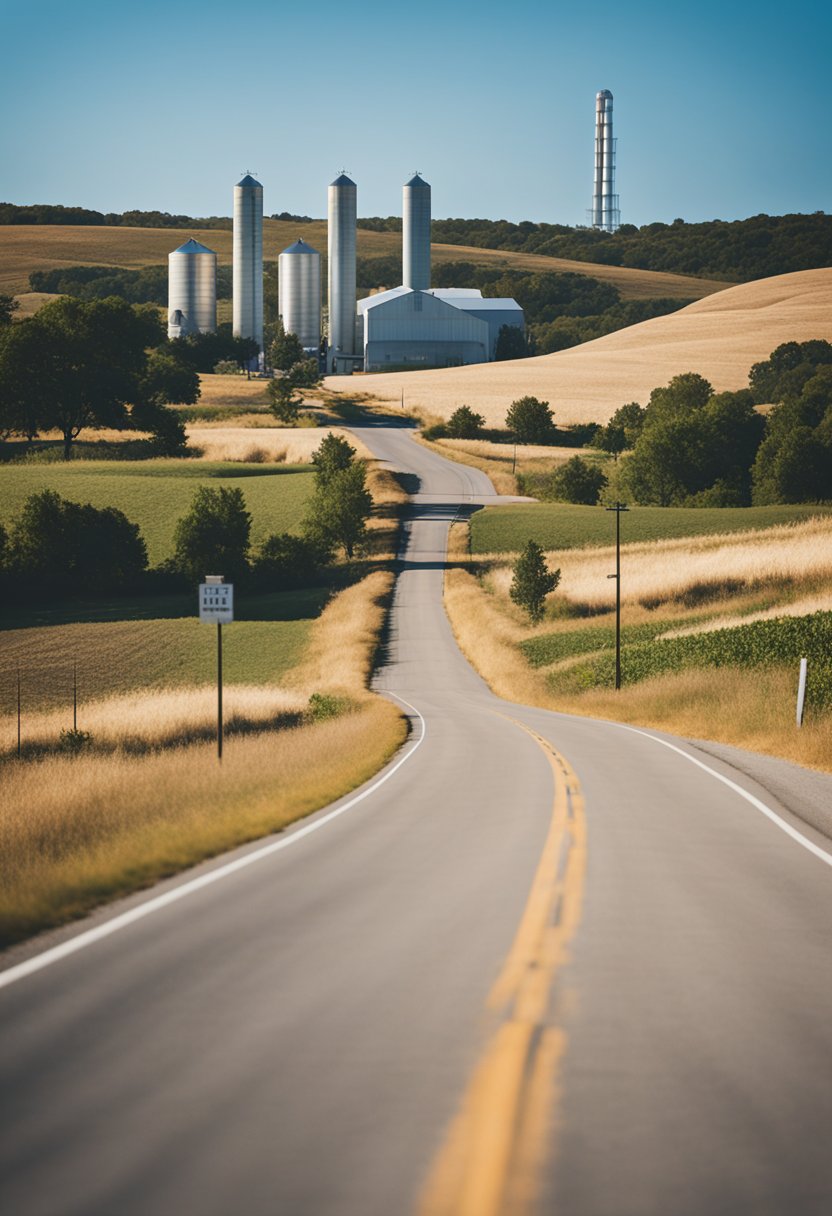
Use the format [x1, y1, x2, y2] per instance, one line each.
[185, 424, 362, 464]
[328, 268, 832, 425]
[0, 223, 721, 299]
[486, 516, 832, 613]
[660, 590, 832, 639]
[444, 523, 832, 772]
[191, 373, 272, 410]
[1, 571, 405, 946]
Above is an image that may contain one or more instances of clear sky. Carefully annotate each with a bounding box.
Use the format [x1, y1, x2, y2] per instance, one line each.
[1, 0, 828, 226]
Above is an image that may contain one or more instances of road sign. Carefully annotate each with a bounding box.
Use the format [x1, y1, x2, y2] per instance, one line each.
[199, 582, 234, 623]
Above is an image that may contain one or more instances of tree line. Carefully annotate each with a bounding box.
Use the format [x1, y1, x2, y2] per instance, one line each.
[2, 434, 373, 604]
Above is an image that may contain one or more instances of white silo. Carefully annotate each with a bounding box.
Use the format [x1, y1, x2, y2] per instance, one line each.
[233, 173, 264, 351]
[167, 238, 217, 338]
[327, 172, 357, 367]
[279, 239, 321, 352]
[591, 91, 620, 232]
[403, 173, 431, 291]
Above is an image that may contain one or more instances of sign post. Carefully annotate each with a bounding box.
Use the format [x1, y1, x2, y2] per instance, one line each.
[797, 657, 808, 727]
[199, 576, 234, 761]
[606, 502, 629, 690]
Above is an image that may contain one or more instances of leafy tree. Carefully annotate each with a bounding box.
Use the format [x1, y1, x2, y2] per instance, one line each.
[269, 322, 306, 372]
[7, 490, 147, 596]
[592, 401, 645, 457]
[268, 358, 322, 424]
[494, 325, 528, 361]
[645, 372, 713, 421]
[622, 414, 713, 505]
[748, 340, 832, 404]
[311, 432, 357, 483]
[130, 349, 199, 455]
[509, 540, 560, 623]
[0, 319, 45, 440]
[550, 456, 608, 504]
[304, 462, 373, 559]
[506, 396, 556, 444]
[446, 405, 485, 439]
[0, 295, 17, 327]
[172, 486, 251, 587]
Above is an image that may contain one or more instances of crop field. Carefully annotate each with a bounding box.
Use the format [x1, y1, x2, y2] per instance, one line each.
[0, 460, 315, 564]
[470, 501, 832, 555]
[0, 222, 725, 301]
[338, 268, 832, 425]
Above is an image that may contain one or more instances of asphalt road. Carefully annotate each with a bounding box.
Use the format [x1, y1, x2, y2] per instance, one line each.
[1, 424, 831, 1216]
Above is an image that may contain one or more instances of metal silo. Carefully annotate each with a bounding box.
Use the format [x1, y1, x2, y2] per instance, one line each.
[167, 238, 217, 338]
[403, 173, 431, 291]
[233, 173, 264, 352]
[279, 239, 321, 351]
[591, 91, 620, 232]
[327, 173, 357, 366]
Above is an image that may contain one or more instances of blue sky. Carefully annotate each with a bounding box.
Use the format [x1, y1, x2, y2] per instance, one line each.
[1, 0, 828, 226]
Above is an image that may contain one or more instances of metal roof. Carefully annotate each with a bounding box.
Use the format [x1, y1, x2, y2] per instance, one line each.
[331, 173, 356, 187]
[428, 288, 483, 300]
[171, 238, 216, 256]
[236, 174, 262, 188]
[439, 296, 524, 313]
[281, 238, 320, 256]
[357, 286, 410, 313]
[404, 174, 430, 188]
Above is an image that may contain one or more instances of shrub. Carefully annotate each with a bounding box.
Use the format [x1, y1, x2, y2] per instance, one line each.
[549, 456, 608, 504]
[307, 692, 349, 721]
[172, 486, 251, 587]
[509, 540, 561, 623]
[251, 533, 328, 591]
[505, 397, 556, 444]
[447, 406, 485, 439]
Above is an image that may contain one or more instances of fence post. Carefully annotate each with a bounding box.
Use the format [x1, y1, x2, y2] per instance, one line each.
[796, 657, 808, 727]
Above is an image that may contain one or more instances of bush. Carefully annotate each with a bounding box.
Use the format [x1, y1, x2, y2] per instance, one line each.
[446, 406, 485, 439]
[307, 692, 349, 721]
[7, 490, 148, 597]
[549, 456, 608, 505]
[251, 533, 328, 591]
[59, 728, 93, 755]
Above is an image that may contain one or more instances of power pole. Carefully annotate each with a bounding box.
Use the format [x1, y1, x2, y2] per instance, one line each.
[606, 502, 629, 690]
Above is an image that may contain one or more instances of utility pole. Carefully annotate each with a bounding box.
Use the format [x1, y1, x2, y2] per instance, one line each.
[606, 502, 629, 690]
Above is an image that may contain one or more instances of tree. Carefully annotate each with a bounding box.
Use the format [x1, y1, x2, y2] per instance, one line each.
[268, 358, 322, 424]
[748, 340, 832, 404]
[172, 486, 251, 587]
[130, 349, 199, 455]
[446, 405, 485, 439]
[494, 324, 528, 361]
[0, 295, 18, 327]
[592, 401, 645, 457]
[509, 540, 560, 624]
[251, 533, 327, 591]
[303, 462, 373, 559]
[269, 322, 306, 372]
[311, 432, 357, 483]
[645, 372, 713, 421]
[7, 490, 147, 596]
[505, 396, 556, 444]
[550, 456, 608, 504]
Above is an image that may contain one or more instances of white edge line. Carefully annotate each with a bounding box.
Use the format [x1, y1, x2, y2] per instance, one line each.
[605, 720, 832, 868]
[0, 694, 426, 992]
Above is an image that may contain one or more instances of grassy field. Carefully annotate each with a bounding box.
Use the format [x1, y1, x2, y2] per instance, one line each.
[0, 222, 725, 300]
[339, 268, 832, 425]
[471, 502, 832, 555]
[444, 513, 832, 771]
[0, 460, 314, 564]
[0, 570, 405, 947]
[0, 588, 327, 719]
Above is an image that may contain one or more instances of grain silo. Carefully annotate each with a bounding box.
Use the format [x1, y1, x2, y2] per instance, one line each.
[327, 172, 357, 369]
[167, 238, 217, 338]
[279, 239, 321, 352]
[591, 91, 620, 232]
[403, 173, 431, 291]
[233, 173, 264, 352]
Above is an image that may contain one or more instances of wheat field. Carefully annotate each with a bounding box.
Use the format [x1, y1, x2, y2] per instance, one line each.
[333, 268, 832, 425]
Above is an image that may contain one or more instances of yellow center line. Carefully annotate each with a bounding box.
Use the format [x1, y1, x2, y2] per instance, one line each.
[416, 718, 587, 1216]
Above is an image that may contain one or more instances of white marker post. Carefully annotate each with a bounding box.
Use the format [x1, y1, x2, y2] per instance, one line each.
[199, 576, 234, 761]
[796, 657, 808, 728]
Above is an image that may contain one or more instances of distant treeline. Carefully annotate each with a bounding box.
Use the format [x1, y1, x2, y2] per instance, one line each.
[7, 203, 830, 282]
[30, 265, 234, 304]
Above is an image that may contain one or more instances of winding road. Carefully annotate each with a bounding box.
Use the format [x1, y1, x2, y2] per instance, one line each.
[1, 424, 831, 1215]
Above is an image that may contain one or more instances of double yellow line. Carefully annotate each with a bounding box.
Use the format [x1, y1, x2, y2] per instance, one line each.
[417, 720, 587, 1216]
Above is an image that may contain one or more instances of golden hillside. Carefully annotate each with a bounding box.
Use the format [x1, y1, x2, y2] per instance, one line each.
[1, 223, 724, 302]
[332, 268, 832, 425]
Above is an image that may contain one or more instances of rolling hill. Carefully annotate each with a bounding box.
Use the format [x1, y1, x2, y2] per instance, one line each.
[330, 268, 832, 425]
[1, 223, 725, 302]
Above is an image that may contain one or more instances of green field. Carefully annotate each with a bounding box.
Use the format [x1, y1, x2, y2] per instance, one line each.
[0, 587, 328, 713]
[0, 460, 315, 565]
[470, 502, 832, 554]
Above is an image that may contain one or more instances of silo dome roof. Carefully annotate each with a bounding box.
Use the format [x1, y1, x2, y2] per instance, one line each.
[405, 174, 430, 188]
[171, 238, 216, 255]
[236, 174, 262, 188]
[330, 173, 356, 187]
[281, 238, 320, 256]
